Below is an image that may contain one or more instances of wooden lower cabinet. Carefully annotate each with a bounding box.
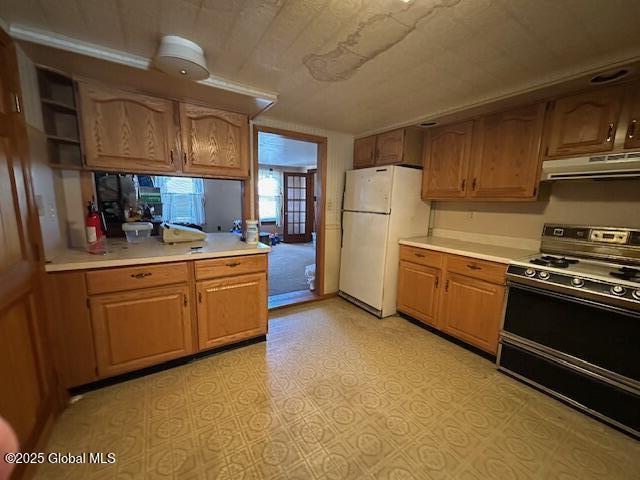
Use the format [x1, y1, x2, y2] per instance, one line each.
[90, 284, 194, 377]
[396, 260, 440, 326]
[439, 272, 505, 354]
[47, 271, 98, 388]
[197, 272, 267, 350]
[397, 246, 506, 354]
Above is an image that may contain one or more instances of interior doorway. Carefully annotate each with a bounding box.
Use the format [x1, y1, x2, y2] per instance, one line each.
[252, 126, 326, 309]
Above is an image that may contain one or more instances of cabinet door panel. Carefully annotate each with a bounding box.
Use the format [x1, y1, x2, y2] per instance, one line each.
[91, 285, 193, 377]
[0, 298, 45, 443]
[375, 129, 404, 165]
[470, 103, 545, 199]
[180, 103, 248, 178]
[197, 272, 267, 350]
[78, 81, 177, 172]
[397, 261, 440, 327]
[422, 121, 472, 199]
[546, 86, 624, 156]
[353, 136, 375, 169]
[440, 272, 504, 354]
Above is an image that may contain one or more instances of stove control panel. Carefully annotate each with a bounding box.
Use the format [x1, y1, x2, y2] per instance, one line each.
[506, 264, 640, 311]
[590, 229, 629, 245]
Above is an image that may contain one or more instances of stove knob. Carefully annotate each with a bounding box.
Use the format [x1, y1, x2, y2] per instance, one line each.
[610, 285, 626, 296]
[632, 290, 640, 300]
[538, 271, 550, 280]
[571, 277, 584, 288]
[524, 268, 536, 277]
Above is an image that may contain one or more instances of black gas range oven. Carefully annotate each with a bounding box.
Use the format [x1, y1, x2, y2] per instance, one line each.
[498, 224, 640, 437]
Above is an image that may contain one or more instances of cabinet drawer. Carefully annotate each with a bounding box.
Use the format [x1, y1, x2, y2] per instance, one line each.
[86, 262, 189, 295]
[445, 255, 506, 285]
[399, 246, 444, 269]
[195, 254, 267, 280]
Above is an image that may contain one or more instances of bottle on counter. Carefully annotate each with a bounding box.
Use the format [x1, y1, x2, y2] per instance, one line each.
[245, 219, 259, 244]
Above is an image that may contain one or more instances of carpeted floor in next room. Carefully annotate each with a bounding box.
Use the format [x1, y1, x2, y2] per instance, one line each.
[35, 298, 640, 480]
[268, 241, 316, 295]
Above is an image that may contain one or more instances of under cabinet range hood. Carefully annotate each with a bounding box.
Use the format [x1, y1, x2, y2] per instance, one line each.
[541, 151, 640, 181]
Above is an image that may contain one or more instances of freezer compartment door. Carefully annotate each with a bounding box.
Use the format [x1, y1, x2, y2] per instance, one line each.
[339, 211, 389, 310]
[343, 167, 393, 214]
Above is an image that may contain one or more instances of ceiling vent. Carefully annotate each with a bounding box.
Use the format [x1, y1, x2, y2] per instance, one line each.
[154, 35, 209, 81]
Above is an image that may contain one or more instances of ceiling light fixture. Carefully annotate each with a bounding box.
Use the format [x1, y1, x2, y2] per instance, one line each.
[154, 35, 209, 81]
[590, 68, 630, 84]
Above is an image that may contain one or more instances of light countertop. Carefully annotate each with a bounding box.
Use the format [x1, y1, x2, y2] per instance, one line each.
[45, 233, 270, 272]
[399, 236, 536, 264]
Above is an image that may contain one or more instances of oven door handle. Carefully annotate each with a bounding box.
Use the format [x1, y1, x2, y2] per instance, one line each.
[507, 281, 640, 319]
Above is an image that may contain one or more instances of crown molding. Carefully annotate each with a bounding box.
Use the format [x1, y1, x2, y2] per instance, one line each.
[9, 24, 278, 102]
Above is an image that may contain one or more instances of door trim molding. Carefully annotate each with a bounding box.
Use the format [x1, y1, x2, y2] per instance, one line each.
[249, 124, 327, 297]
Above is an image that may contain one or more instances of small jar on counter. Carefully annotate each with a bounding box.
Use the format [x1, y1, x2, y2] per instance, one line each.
[245, 220, 259, 244]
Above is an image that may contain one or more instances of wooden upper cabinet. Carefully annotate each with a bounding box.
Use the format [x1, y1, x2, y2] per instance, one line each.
[77, 81, 178, 173]
[469, 103, 545, 199]
[375, 129, 405, 165]
[353, 136, 376, 169]
[545, 85, 625, 157]
[624, 86, 640, 149]
[180, 102, 248, 178]
[352, 128, 423, 169]
[422, 121, 473, 199]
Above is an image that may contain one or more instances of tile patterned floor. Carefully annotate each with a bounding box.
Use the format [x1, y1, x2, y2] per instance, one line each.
[36, 298, 639, 479]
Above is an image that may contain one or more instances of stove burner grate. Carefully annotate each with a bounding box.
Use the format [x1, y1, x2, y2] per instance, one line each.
[609, 266, 640, 282]
[529, 255, 580, 269]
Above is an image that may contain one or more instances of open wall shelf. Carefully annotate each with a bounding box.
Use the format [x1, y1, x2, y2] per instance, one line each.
[37, 67, 83, 169]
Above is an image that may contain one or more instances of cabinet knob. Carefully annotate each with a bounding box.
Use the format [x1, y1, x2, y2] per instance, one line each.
[466, 264, 481, 270]
[606, 122, 614, 142]
[226, 262, 241, 267]
[170, 149, 174, 164]
[461, 179, 466, 191]
[445, 279, 449, 292]
[628, 119, 637, 139]
[183, 151, 187, 165]
[414, 252, 425, 258]
[471, 178, 477, 191]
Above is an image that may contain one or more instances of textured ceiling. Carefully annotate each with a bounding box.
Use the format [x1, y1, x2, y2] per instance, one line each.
[2, 0, 640, 134]
[258, 132, 318, 167]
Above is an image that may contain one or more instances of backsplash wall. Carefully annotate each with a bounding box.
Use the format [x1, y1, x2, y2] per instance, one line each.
[432, 180, 640, 240]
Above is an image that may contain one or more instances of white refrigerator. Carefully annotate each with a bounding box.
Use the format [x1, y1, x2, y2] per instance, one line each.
[339, 165, 430, 317]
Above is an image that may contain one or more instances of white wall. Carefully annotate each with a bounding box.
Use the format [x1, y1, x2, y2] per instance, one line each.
[203, 179, 242, 233]
[16, 45, 74, 256]
[432, 179, 640, 245]
[251, 118, 354, 294]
